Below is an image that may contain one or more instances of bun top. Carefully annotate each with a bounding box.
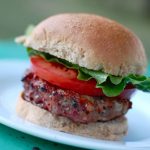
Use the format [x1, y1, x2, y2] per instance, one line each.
[16, 13, 147, 76]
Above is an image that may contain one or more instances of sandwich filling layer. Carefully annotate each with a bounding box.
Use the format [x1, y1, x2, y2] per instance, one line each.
[22, 71, 132, 123]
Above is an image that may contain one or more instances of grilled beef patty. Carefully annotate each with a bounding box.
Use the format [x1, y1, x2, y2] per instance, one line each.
[22, 72, 132, 123]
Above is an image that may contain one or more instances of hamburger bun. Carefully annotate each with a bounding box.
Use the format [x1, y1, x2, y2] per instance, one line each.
[15, 13, 147, 76]
[16, 93, 127, 140]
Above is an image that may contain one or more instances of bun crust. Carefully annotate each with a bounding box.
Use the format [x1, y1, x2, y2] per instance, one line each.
[15, 13, 147, 76]
[16, 93, 128, 140]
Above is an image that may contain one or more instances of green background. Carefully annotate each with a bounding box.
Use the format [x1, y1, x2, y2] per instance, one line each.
[0, 0, 150, 149]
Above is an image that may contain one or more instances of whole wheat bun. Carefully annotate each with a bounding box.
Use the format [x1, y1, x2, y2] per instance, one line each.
[16, 93, 127, 140]
[15, 13, 147, 76]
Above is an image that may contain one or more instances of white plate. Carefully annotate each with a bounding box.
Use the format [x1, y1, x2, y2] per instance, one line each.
[0, 60, 150, 150]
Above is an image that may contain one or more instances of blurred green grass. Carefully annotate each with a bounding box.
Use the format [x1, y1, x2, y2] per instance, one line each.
[0, 0, 150, 59]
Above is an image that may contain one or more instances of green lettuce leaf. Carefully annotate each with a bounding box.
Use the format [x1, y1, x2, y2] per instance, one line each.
[25, 25, 35, 36]
[27, 48, 150, 97]
[96, 79, 126, 97]
[77, 70, 92, 81]
[80, 68, 108, 84]
[109, 75, 123, 85]
[127, 75, 150, 92]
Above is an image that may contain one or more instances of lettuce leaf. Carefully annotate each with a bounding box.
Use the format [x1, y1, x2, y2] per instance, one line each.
[109, 75, 123, 85]
[96, 79, 126, 97]
[25, 25, 35, 36]
[27, 48, 150, 97]
[127, 75, 150, 92]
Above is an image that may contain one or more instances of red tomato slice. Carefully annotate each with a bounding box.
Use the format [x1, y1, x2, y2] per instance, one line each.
[30, 56, 135, 98]
[30, 56, 103, 96]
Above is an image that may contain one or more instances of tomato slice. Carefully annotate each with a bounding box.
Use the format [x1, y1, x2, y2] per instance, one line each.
[30, 56, 135, 98]
[30, 56, 103, 96]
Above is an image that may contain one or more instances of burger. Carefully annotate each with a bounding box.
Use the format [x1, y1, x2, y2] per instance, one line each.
[15, 13, 150, 140]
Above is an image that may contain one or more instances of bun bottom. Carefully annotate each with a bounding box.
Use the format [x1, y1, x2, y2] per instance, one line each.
[16, 93, 128, 140]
